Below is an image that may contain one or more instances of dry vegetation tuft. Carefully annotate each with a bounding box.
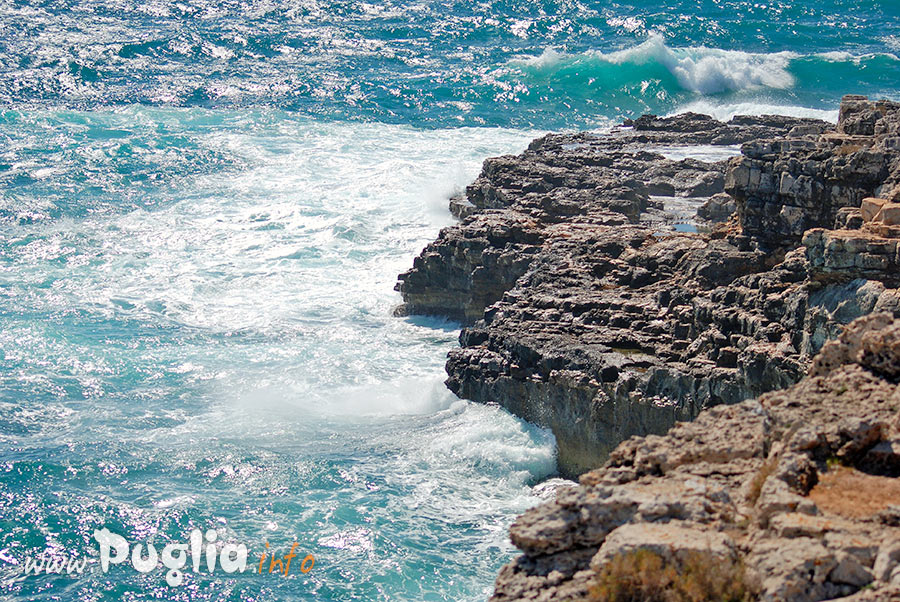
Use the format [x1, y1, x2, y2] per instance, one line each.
[746, 456, 778, 506]
[586, 548, 758, 602]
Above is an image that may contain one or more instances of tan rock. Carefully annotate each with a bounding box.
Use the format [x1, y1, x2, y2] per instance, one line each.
[870, 223, 900, 238]
[769, 513, 836, 538]
[881, 202, 900, 226]
[589, 522, 735, 572]
[808, 312, 895, 376]
[861, 197, 888, 222]
[874, 543, 900, 582]
[748, 538, 837, 601]
[859, 322, 900, 377]
[824, 531, 880, 566]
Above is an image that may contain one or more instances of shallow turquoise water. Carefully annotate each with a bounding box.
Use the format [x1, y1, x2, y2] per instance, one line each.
[1, 1, 899, 600]
[0, 110, 556, 600]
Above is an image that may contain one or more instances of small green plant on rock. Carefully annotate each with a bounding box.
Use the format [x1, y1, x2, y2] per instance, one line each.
[826, 456, 847, 470]
[587, 548, 758, 602]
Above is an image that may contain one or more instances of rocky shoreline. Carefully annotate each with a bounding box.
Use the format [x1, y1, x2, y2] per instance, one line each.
[493, 313, 900, 601]
[397, 95, 900, 600]
[397, 95, 900, 479]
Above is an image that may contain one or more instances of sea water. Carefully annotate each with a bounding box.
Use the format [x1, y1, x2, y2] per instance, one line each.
[0, 1, 898, 600]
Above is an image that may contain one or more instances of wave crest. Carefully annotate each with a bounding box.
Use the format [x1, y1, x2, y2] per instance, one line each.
[513, 33, 797, 94]
[618, 34, 796, 94]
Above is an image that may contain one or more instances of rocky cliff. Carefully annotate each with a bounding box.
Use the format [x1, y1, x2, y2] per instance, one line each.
[491, 313, 900, 601]
[396, 95, 900, 478]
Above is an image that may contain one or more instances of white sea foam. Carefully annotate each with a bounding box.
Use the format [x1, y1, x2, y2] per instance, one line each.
[816, 50, 900, 63]
[671, 100, 839, 123]
[606, 16, 645, 33]
[303, 376, 460, 417]
[515, 46, 566, 68]
[605, 33, 796, 94]
[649, 144, 742, 163]
[512, 33, 798, 94]
[0, 109, 559, 601]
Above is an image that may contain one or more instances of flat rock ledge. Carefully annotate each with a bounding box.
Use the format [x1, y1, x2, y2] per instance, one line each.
[396, 95, 900, 478]
[492, 313, 900, 602]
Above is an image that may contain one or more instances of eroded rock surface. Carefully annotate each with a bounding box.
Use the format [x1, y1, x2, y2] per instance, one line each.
[726, 98, 900, 247]
[491, 313, 900, 602]
[397, 95, 900, 477]
[396, 112, 823, 323]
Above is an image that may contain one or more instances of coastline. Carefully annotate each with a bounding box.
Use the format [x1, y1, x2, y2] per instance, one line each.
[4, 2, 900, 599]
[397, 95, 900, 599]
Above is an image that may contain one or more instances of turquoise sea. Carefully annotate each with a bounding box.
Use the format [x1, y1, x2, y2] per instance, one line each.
[1, 1, 899, 600]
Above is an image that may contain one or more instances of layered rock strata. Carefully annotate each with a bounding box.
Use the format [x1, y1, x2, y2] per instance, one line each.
[397, 113, 827, 323]
[727, 95, 900, 247]
[491, 313, 900, 602]
[397, 96, 900, 478]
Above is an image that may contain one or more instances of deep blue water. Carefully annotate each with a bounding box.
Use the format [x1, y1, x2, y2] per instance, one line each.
[3, 0, 900, 127]
[1, 1, 899, 600]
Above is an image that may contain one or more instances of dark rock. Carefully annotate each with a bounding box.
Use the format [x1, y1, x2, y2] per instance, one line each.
[398, 98, 900, 478]
[726, 95, 900, 247]
[397, 113, 827, 324]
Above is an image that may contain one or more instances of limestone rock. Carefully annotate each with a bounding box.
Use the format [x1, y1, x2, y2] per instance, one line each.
[397, 98, 900, 478]
[727, 95, 900, 246]
[861, 198, 888, 222]
[589, 522, 736, 571]
[698, 192, 738, 222]
[490, 315, 900, 602]
[398, 113, 827, 323]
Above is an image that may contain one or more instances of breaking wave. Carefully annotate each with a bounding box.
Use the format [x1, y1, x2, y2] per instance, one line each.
[512, 34, 796, 94]
[504, 34, 900, 120]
